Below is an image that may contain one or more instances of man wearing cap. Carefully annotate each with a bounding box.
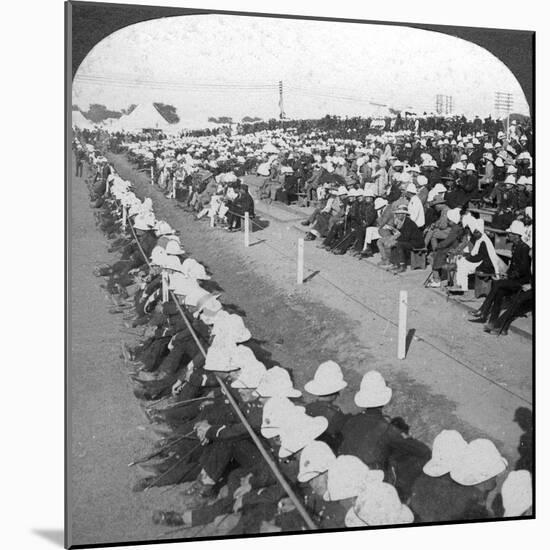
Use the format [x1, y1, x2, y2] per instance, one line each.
[405, 183, 425, 229]
[469, 220, 531, 332]
[303, 361, 348, 451]
[340, 371, 429, 472]
[384, 205, 425, 273]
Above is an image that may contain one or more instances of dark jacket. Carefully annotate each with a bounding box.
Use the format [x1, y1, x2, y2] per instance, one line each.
[508, 240, 531, 284]
[397, 217, 425, 248]
[340, 408, 430, 470]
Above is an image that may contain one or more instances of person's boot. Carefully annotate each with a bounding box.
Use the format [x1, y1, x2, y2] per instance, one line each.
[152, 511, 186, 527]
[392, 263, 407, 274]
[301, 220, 311, 226]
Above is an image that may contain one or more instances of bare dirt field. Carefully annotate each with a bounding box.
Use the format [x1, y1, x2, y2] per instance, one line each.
[106, 152, 532, 461]
[68, 151, 532, 545]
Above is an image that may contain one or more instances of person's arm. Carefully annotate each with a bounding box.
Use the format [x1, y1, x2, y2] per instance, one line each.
[464, 241, 487, 263]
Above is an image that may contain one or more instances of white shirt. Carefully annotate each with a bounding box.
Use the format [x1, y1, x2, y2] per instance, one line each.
[408, 195, 425, 228]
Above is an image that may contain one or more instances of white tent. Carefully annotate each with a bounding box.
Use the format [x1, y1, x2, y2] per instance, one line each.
[115, 103, 173, 132]
[72, 110, 93, 129]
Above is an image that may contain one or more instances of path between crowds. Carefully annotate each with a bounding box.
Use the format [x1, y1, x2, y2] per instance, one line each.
[68, 158, 237, 546]
[106, 151, 532, 467]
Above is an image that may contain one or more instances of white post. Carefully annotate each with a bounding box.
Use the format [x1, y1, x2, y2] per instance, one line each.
[244, 212, 250, 247]
[121, 205, 127, 230]
[210, 213, 215, 228]
[161, 271, 169, 303]
[297, 238, 304, 284]
[150, 165, 154, 185]
[397, 290, 408, 359]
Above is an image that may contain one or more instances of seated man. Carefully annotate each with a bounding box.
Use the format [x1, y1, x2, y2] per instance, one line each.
[378, 205, 424, 273]
[469, 220, 531, 331]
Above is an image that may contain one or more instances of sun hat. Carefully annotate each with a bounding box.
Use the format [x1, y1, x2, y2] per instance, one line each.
[470, 218, 485, 234]
[133, 212, 156, 230]
[150, 245, 169, 267]
[297, 441, 336, 483]
[516, 176, 528, 186]
[181, 258, 210, 280]
[450, 438, 508, 486]
[203, 339, 242, 372]
[354, 371, 392, 408]
[193, 292, 222, 317]
[256, 366, 302, 399]
[466, 163, 477, 172]
[504, 175, 516, 185]
[405, 183, 417, 194]
[393, 205, 410, 216]
[416, 175, 428, 187]
[374, 198, 388, 210]
[211, 313, 251, 344]
[507, 165, 518, 175]
[278, 414, 329, 458]
[345, 481, 414, 527]
[324, 455, 384, 501]
[501, 470, 532, 517]
[304, 361, 347, 396]
[230, 355, 267, 389]
[423, 430, 469, 477]
[168, 271, 200, 295]
[154, 220, 174, 236]
[165, 239, 186, 256]
[506, 220, 526, 237]
[260, 397, 305, 439]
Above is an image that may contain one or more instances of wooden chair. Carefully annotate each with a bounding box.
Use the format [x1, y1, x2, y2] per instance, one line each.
[474, 271, 493, 299]
[410, 248, 428, 270]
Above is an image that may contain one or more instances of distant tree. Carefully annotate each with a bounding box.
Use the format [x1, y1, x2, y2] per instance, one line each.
[153, 103, 180, 123]
[121, 104, 138, 116]
[242, 116, 262, 123]
[207, 116, 233, 124]
[72, 104, 81, 112]
[84, 103, 123, 122]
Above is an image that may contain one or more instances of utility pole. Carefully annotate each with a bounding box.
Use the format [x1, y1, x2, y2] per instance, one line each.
[435, 94, 444, 115]
[435, 94, 453, 115]
[494, 92, 514, 132]
[279, 80, 286, 122]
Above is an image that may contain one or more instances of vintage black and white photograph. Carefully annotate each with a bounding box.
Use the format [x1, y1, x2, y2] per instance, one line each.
[66, 2, 534, 547]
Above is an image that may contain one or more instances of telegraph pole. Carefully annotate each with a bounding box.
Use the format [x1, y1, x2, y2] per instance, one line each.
[279, 80, 286, 124]
[435, 94, 453, 115]
[494, 92, 514, 133]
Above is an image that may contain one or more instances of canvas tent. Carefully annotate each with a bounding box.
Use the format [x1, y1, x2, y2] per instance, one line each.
[114, 103, 173, 132]
[72, 110, 93, 129]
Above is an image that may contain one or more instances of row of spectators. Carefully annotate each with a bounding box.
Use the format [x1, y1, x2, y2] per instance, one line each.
[73, 133, 532, 536]
[76, 113, 534, 336]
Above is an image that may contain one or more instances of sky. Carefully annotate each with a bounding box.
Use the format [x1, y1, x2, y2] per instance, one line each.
[72, 14, 530, 126]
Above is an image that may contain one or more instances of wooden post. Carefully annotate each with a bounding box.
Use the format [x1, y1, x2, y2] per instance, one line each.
[244, 212, 250, 247]
[297, 238, 304, 284]
[397, 290, 408, 359]
[161, 271, 169, 303]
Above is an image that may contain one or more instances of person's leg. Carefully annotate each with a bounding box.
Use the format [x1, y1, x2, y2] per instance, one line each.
[487, 280, 522, 326]
[495, 290, 533, 334]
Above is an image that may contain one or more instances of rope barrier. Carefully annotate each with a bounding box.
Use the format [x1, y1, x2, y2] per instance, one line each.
[121, 172, 532, 406]
[124, 203, 318, 530]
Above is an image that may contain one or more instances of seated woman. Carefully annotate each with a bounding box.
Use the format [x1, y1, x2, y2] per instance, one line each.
[452, 218, 506, 292]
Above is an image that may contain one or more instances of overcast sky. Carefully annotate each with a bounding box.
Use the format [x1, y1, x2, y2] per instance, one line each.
[72, 14, 529, 125]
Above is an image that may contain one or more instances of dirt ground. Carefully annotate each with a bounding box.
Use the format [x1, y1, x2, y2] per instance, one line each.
[67, 159, 239, 546]
[68, 150, 532, 545]
[105, 152, 532, 461]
